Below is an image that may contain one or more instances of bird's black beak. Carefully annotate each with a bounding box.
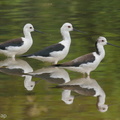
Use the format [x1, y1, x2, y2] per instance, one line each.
[73, 28, 86, 33]
[34, 29, 44, 34]
[107, 43, 120, 48]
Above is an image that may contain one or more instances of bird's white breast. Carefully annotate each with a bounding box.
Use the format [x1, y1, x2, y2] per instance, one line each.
[50, 40, 70, 59]
[15, 37, 33, 55]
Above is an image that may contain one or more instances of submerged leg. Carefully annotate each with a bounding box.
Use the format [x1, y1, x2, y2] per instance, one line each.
[87, 72, 90, 76]
[54, 61, 58, 65]
[82, 73, 86, 78]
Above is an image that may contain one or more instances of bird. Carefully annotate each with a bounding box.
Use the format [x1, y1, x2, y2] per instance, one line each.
[0, 23, 42, 58]
[22, 22, 81, 64]
[53, 36, 120, 76]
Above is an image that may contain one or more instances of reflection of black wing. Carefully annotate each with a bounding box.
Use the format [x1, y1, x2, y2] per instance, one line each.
[22, 43, 65, 57]
[55, 85, 96, 96]
[54, 53, 95, 67]
[0, 68, 24, 76]
[0, 38, 24, 50]
[33, 73, 65, 84]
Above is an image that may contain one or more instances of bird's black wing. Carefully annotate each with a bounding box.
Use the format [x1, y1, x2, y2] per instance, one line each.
[0, 38, 24, 50]
[23, 43, 65, 57]
[54, 53, 95, 67]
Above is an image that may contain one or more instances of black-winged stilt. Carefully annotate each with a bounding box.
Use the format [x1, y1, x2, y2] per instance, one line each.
[53, 36, 120, 76]
[0, 23, 42, 58]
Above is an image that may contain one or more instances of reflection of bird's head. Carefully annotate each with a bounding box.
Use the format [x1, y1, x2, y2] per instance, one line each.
[98, 104, 108, 112]
[24, 81, 35, 91]
[62, 95, 74, 105]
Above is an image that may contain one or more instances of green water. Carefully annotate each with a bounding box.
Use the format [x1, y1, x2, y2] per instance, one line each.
[0, 0, 120, 120]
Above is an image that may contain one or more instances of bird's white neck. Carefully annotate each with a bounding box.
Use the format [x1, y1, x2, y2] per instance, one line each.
[61, 30, 71, 43]
[23, 30, 32, 40]
[95, 42, 105, 60]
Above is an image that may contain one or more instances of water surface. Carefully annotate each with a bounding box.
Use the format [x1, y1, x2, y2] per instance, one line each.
[0, 0, 120, 120]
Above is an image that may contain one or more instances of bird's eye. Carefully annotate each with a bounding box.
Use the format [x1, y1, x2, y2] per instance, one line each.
[68, 26, 71, 28]
[30, 27, 32, 29]
[102, 40, 104, 42]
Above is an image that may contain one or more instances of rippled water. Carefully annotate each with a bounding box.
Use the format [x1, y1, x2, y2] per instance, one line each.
[0, 0, 120, 120]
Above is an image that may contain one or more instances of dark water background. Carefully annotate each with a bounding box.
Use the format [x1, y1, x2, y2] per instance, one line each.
[0, 0, 120, 119]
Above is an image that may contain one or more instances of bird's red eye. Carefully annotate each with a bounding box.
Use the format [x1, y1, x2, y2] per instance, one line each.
[68, 26, 71, 28]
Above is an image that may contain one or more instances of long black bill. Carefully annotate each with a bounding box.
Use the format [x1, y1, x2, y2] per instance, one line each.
[73, 28, 87, 33]
[107, 43, 120, 48]
[34, 29, 44, 34]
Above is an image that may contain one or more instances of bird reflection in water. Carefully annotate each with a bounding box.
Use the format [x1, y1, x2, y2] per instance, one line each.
[27, 67, 70, 84]
[55, 76, 108, 112]
[0, 58, 36, 91]
[27, 67, 74, 104]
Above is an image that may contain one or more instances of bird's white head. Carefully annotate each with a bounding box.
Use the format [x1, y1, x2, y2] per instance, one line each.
[23, 23, 34, 33]
[61, 23, 73, 32]
[97, 36, 107, 46]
